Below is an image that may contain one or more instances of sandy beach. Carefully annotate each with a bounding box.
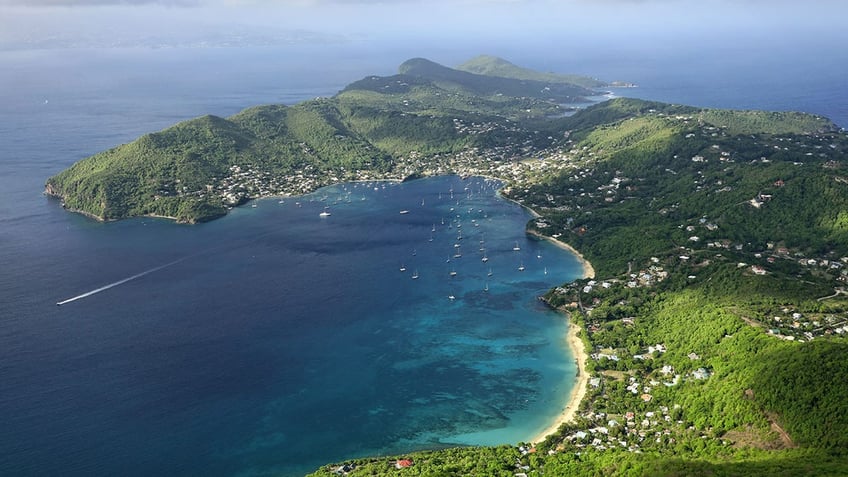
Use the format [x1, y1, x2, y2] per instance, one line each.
[528, 229, 595, 279]
[531, 320, 589, 444]
[519, 221, 594, 443]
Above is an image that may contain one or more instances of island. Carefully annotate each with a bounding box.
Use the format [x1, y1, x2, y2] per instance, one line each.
[47, 56, 848, 476]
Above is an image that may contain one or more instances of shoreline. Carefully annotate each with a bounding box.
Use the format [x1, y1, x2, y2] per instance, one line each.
[530, 319, 589, 444]
[527, 229, 595, 279]
[520, 208, 593, 444]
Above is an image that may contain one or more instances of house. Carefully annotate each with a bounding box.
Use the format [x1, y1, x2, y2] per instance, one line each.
[395, 459, 413, 469]
[692, 368, 711, 380]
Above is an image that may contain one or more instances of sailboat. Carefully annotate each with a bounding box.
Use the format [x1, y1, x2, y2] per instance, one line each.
[484, 282, 489, 292]
[487, 267, 493, 277]
[319, 206, 331, 217]
[518, 261, 525, 272]
[412, 270, 419, 279]
[400, 264, 407, 272]
[513, 242, 521, 251]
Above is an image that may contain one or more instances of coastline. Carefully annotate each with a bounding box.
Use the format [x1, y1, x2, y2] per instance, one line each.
[527, 229, 595, 279]
[531, 319, 589, 444]
[520, 209, 593, 444]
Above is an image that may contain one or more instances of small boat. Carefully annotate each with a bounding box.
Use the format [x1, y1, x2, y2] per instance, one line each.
[544, 267, 548, 275]
[513, 242, 521, 251]
[399, 210, 409, 215]
[432, 224, 436, 232]
[449, 270, 457, 277]
[412, 270, 419, 279]
[448, 295, 456, 301]
[319, 207, 331, 217]
[518, 263, 525, 272]
[481, 255, 489, 262]
[400, 265, 407, 272]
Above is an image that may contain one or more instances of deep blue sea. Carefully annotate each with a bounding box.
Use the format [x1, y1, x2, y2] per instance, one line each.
[1, 44, 845, 477]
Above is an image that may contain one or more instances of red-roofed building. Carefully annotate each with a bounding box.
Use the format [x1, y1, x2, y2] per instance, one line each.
[395, 459, 413, 469]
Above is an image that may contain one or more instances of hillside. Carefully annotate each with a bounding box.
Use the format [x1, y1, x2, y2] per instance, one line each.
[45, 56, 609, 223]
[456, 54, 609, 89]
[397, 57, 596, 102]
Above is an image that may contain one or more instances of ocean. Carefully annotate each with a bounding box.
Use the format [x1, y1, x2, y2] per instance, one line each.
[1, 43, 845, 477]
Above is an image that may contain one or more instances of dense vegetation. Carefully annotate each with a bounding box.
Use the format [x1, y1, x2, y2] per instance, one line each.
[45, 56, 848, 476]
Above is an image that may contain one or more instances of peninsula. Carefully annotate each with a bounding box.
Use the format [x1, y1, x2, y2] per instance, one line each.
[46, 56, 848, 476]
[45, 56, 608, 223]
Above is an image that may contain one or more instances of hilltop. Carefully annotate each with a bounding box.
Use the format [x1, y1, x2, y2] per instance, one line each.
[456, 54, 609, 89]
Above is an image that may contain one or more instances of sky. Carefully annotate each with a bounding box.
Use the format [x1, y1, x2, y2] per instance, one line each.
[1, 0, 846, 52]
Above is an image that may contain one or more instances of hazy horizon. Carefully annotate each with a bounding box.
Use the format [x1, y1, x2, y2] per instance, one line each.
[2, 0, 846, 58]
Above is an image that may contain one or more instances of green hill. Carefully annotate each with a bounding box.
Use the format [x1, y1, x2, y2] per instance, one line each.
[399, 57, 595, 102]
[457, 54, 609, 89]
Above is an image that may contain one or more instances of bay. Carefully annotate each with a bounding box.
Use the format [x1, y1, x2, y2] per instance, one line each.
[2, 43, 846, 476]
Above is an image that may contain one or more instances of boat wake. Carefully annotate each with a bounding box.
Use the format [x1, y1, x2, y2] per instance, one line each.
[56, 257, 189, 306]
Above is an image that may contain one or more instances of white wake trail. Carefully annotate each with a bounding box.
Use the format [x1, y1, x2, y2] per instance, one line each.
[56, 257, 188, 306]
